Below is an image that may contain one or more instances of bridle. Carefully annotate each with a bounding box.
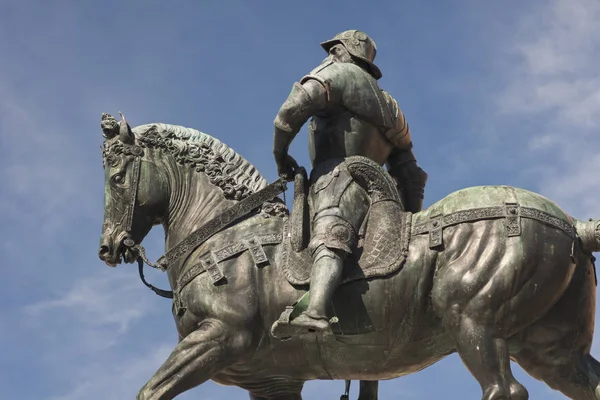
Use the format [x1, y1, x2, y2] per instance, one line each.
[124, 151, 142, 232]
[109, 145, 174, 298]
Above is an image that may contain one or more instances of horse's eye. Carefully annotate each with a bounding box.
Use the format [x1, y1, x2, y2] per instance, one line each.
[113, 174, 124, 184]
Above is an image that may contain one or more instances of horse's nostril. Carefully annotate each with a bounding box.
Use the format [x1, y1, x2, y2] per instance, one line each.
[99, 245, 110, 258]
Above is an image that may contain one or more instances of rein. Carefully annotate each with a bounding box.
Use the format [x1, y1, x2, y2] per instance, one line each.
[137, 257, 174, 299]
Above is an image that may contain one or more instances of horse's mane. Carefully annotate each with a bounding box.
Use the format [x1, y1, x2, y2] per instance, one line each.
[134, 123, 268, 201]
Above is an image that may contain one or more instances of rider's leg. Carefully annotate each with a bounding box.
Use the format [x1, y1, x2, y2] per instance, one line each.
[304, 245, 345, 320]
[290, 175, 369, 332]
[290, 244, 346, 331]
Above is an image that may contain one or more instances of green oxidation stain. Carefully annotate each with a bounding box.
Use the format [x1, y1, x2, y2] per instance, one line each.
[416, 186, 571, 223]
[289, 292, 310, 320]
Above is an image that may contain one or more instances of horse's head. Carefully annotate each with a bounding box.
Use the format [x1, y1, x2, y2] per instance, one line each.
[98, 114, 279, 267]
[98, 113, 168, 267]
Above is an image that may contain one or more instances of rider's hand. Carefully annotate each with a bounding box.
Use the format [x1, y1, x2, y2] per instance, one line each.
[274, 152, 299, 181]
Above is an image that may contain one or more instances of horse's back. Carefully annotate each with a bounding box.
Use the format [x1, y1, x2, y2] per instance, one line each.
[417, 185, 572, 223]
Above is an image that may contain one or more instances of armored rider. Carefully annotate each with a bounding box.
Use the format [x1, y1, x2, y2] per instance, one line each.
[273, 30, 428, 334]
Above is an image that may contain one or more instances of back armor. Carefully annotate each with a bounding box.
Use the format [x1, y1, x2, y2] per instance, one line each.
[301, 61, 410, 167]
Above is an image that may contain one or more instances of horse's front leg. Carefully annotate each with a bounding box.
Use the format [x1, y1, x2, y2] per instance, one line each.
[137, 318, 250, 400]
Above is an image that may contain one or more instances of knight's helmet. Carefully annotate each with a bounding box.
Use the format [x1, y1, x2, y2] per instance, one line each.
[320, 30, 382, 80]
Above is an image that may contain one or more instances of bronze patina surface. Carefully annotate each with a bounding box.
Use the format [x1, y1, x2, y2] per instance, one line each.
[98, 31, 600, 400]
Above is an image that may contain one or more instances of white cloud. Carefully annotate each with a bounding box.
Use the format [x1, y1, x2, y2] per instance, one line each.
[21, 270, 179, 399]
[515, 0, 600, 77]
[495, 0, 600, 217]
[26, 272, 148, 333]
[25, 272, 158, 355]
[47, 342, 174, 400]
[0, 81, 101, 241]
[497, 0, 600, 123]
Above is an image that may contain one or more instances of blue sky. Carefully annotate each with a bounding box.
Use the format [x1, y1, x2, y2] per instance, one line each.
[2, 0, 600, 398]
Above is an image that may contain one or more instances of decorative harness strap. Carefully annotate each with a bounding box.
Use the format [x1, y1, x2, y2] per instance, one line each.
[136, 178, 288, 298]
[175, 232, 283, 294]
[157, 178, 288, 270]
[412, 203, 576, 249]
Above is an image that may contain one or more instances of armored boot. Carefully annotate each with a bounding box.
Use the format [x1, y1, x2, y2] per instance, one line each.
[289, 245, 345, 332]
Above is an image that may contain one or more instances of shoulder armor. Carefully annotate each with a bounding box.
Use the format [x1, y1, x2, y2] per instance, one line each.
[381, 90, 411, 148]
[301, 62, 403, 136]
[300, 60, 337, 103]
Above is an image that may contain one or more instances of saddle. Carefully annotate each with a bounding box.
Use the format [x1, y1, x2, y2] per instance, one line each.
[280, 156, 412, 287]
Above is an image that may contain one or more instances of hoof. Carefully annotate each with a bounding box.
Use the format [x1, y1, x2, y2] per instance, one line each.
[482, 383, 528, 400]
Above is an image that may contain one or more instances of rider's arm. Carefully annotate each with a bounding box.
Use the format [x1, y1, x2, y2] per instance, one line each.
[273, 79, 328, 157]
[384, 98, 418, 178]
[387, 144, 428, 213]
[385, 95, 412, 150]
[384, 101, 428, 213]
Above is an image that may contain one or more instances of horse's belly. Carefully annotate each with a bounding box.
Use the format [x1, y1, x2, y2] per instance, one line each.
[215, 330, 452, 384]
[243, 271, 450, 381]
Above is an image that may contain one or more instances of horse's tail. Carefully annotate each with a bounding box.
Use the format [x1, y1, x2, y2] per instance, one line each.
[574, 218, 600, 253]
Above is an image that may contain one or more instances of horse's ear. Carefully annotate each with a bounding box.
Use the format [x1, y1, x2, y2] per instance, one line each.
[118, 112, 135, 144]
[101, 112, 119, 139]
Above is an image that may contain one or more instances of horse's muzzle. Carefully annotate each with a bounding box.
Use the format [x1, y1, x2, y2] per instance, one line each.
[98, 232, 122, 267]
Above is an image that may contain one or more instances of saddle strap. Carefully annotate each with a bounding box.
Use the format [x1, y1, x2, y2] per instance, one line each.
[156, 178, 287, 270]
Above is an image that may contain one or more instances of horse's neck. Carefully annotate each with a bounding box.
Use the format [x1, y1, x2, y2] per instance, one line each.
[162, 162, 235, 251]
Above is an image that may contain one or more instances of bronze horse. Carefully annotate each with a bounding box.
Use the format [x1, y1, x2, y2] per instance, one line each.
[99, 115, 600, 400]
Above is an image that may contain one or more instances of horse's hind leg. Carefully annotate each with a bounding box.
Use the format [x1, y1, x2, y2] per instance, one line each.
[358, 380, 378, 400]
[247, 382, 304, 400]
[137, 319, 250, 400]
[515, 349, 600, 399]
[453, 316, 528, 400]
[512, 253, 600, 399]
[434, 221, 580, 399]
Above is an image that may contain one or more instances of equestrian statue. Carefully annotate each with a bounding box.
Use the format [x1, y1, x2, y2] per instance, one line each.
[98, 31, 600, 400]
